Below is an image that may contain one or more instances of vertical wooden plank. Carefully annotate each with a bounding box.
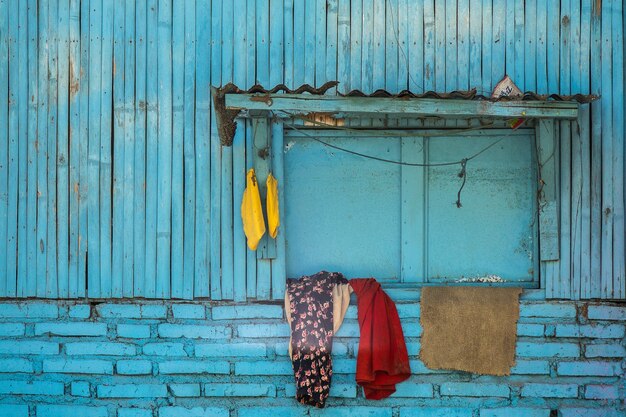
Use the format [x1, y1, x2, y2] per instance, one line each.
[467, 0, 480, 90]
[315, 0, 326, 85]
[156, 0, 172, 299]
[220, 0, 234, 300]
[245, 0, 256, 298]
[407, 0, 423, 93]
[349, 0, 361, 91]
[326, 0, 338, 93]
[480, 0, 492, 94]
[396, 0, 408, 95]
[68, 0, 80, 297]
[25, 0, 39, 297]
[600, 0, 613, 298]
[232, 0, 247, 301]
[269, 0, 285, 299]
[401, 137, 425, 282]
[361, 0, 373, 92]
[445, 0, 457, 91]
[457, 0, 469, 91]
[134, 0, 147, 297]
[144, 0, 158, 298]
[0, 0, 8, 295]
[589, 2, 602, 299]
[434, 0, 445, 92]
[111, 0, 125, 297]
[15, 0, 29, 297]
[56, 0, 70, 298]
[611, 0, 625, 299]
[210, 0, 222, 300]
[99, 0, 113, 297]
[423, 0, 435, 91]
[293, 0, 305, 87]
[524, 0, 536, 92]
[171, 0, 185, 298]
[535, 0, 547, 94]
[546, 0, 559, 95]
[284, 0, 294, 88]
[504, 0, 514, 77]
[579, 0, 592, 299]
[182, 0, 196, 299]
[122, 0, 135, 297]
[304, 0, 315, 85]
[570, 0, 582, 300]
[46, 0, 58, 298]
[271, 122, 286, 299]
[513, 0, 524, 89]
[77, 0, 89, 297]
[194, 0, 211, 298]
[491, 0, 505, 88]
[384, 0, 398, 93]
[337, 0, 350, 93]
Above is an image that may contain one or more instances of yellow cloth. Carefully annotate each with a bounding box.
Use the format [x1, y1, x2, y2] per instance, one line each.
[241, 169, 266, 250]
[266, 173, 280, 238]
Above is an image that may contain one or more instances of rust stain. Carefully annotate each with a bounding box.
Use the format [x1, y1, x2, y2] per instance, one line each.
[112, 59, 116, 77]
[74, 182, 79, 194]
[138, 100, 147, 110]
[425, 63, 431, 80]
[69, 58, 80, 97]
[34, 140, 39, 151]
[250, 95, 273, 106]
[561, 15, 570, 26]
[580, 303, 589, 320]
[594, 0, 601, 16]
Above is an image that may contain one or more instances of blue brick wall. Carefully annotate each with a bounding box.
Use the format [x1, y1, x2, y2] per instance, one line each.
[0, 300, 623, 416]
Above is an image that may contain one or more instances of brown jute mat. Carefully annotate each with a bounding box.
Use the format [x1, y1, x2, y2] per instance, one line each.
[420, 286, 522, 375]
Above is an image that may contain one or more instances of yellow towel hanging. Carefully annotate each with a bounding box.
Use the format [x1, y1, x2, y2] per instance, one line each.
[266, 173, 280, 238]
[241, 169, 266, 250]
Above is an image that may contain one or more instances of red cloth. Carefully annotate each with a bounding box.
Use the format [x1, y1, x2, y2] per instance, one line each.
[349, 278, 411, 400]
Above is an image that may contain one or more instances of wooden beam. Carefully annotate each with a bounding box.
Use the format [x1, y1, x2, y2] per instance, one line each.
[225, 94, 580, 119]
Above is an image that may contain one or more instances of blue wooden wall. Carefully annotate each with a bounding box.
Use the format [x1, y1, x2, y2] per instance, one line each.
[0, 0, 624, 300]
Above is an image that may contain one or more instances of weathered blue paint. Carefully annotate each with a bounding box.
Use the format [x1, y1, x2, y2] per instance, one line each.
[0, 1, 624, 300]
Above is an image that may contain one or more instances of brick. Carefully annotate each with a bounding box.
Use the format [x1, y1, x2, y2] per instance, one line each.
[158, 360, 230, 375]
[409, 360, 444, 374]
[96, 303, 141, 318]
[237, 323, 289, 338]
[560, 409, 623, 417]
[204, 383, 275, 397]
[332, 359, 356, 374]
[35, 322, 107, 336]
[440, 382, 509, 398]
[238, 408, 307, 417]
[0, 303, 58, 318]
[0, 405, 28, 417]
[97, 384, 167, 398]
[344, 305, 357, 319]
[212, 304, 283, 320]
[141, 305, 168, 319]
[520, 303, 577, 318]
[0, 358, 33, 373]
[118, 410, 153, 417]
[118, 324, 151, 339]
[557, 361, 621, 376]
[401, 321, 422, 337]
[584, 384, 620, 399]
[510, 360, 550, 375]
[68, 305, 91, 319]
[396, 303, 420, 318]
[517, 323, 544, 337]
[587, 305, 626, 321]
[158, 324, 231, 339]
[0, 340, 59, 355]
[405, 342, 421, 356]
[43, 359, 113, 375]
[585, 343, 626, 358]
[170, 383, 201, 397]
[235, 361, 292, 375]
[309, 407, 392, 417]
[391, 383, 434, 398]
[521, 383, 578, 398]
[555, 324, 625, 338]
[400, 409, 473, 417]
[71, 381, 90, 397]
[516, 342, 580, 358]
[172, 304, 206, 319]
[334, 323, 360, 338]
[158, 407, 229, 417]
[480, 409, 550, 417]
[285, 383, 357, 398]
[35, 405, 108, 417]
[0, 380, 64, 395]
[117, 360, 153, 375]
[195, 342, 266, 358]
[65, 342, 136, 356]
[0, 323, 25, 336]
[143, 342, 187, 356]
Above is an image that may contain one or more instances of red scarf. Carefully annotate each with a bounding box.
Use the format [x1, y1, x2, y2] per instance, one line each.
[349, 278, 411, 400]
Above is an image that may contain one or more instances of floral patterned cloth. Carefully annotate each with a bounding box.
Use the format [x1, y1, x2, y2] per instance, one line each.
[286, 271, 349, 408]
